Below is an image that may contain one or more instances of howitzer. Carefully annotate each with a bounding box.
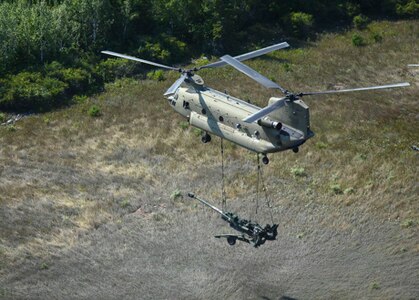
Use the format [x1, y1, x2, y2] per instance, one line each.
[188, 192, 278, 247]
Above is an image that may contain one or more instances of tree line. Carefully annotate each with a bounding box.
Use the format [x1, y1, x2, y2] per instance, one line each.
[0, 0, 417, 111]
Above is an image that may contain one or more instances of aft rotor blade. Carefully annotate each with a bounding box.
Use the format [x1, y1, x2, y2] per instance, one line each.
[199, 42, 289, 70]
[408, 64, 419, 67]
[221, 55, 288, 93]
[101, 51, 179, 71]
[243, 97, 288, 123]
[164, 73, 187, 96]
[300, 82, 410, 96]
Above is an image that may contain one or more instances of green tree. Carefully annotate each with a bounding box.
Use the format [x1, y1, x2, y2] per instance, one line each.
[0, 2, 19, 73]
[64, 0, 114, 50]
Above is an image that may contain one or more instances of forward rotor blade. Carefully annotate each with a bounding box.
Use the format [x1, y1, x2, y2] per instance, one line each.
[221, 55, 288, 93]
[164, 73, 187, 96]
[300, 82, 410, 96]
[199, 42, 289, 70]
[243, 97, 288, 123]
[408, 64, 419, 67]
[101, 51, 179, 71]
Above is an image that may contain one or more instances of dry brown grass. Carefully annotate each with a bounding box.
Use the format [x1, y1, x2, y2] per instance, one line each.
[0, 20, 418, 286]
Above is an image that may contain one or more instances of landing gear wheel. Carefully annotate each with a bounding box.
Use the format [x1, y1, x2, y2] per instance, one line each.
[227, 236, 236, 246]
[201, 133, 211, 143]
[292, 147, 299, 153]
[262, 155, 269, 165]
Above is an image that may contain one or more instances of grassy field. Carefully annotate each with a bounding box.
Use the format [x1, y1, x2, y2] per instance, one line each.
[0, 20, 418, 298]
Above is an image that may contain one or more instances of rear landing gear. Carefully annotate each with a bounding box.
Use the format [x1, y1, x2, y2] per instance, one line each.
[201, 132, 211, 143]
[262, 155, 269, 165]
[292, 147, 299, 153]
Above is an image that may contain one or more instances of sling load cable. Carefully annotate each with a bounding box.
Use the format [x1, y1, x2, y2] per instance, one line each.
[220, 138, 227, 210]
[256, 154, 275, 223]
[255, 153, 261, 215]
[220, 140, 273, 223]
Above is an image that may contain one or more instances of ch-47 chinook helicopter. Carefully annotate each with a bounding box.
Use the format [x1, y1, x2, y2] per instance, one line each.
[102, 42, 409, 164]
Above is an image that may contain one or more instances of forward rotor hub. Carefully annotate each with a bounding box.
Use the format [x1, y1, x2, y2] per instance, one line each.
[286, 93, 299, 101]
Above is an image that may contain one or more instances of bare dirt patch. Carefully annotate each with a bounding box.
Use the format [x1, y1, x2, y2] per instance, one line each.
[2, 207, 419, 299]
[1, 149, 418, 299]
[1, 20, 418, 299]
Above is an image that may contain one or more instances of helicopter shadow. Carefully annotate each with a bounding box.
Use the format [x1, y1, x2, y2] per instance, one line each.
[260, 296, 298, 300]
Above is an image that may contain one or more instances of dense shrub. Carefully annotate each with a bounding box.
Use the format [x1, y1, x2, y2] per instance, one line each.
[138, 41, 170, 63]
[96, 58, 139, 82]
[345, 2, 361, 17]
[352, 33, 366, 47]
[396, 0, 419, 17]
[0, 72, 68, 111]
[193, 56, 210, 67]
[353, 14, 370, 30]
[46, 62, 91, 94]
[159, 35, 188, 63]
[290, 12, 314, 38]
[147, 70, 165, 81]
[137, 35, 189, 64]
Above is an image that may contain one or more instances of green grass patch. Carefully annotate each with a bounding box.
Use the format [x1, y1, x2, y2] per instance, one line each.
[291, 167, 306, 177]
[179, 121, 189, 130]
[315, 141, 328, 149]
[6, 124, 16, 132]
[119, 199, 131, 209]
[170, 189, 182, 201]
[192, 127, 202, 137]
[370, 281, 380, 290]
[400, 219, 416, 228]
[39, 262, 49, 270]
[343, 187, 355, 195]
[330, 184, 343, 195]
[73, 95, 88, 104]
[88, 105, 101, 117]
[152, 213, 167, 222]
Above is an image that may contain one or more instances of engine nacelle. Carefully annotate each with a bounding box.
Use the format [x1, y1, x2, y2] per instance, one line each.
[257, 118, 282, 130]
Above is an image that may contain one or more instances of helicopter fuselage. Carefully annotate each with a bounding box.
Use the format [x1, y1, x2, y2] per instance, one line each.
[102, 43, 408, 160]
[167, 76, 314, 155]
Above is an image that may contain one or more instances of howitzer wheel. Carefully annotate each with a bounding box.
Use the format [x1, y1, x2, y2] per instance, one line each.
[227, 236, 236, 246]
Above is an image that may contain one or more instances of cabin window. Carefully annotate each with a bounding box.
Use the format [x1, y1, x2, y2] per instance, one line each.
[168, 95, 176, 106]
[219, 116, 224, 122]
[183, 101, 190, 109]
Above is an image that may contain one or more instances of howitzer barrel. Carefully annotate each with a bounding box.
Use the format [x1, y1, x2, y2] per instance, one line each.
[188, 192, 231, 220]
